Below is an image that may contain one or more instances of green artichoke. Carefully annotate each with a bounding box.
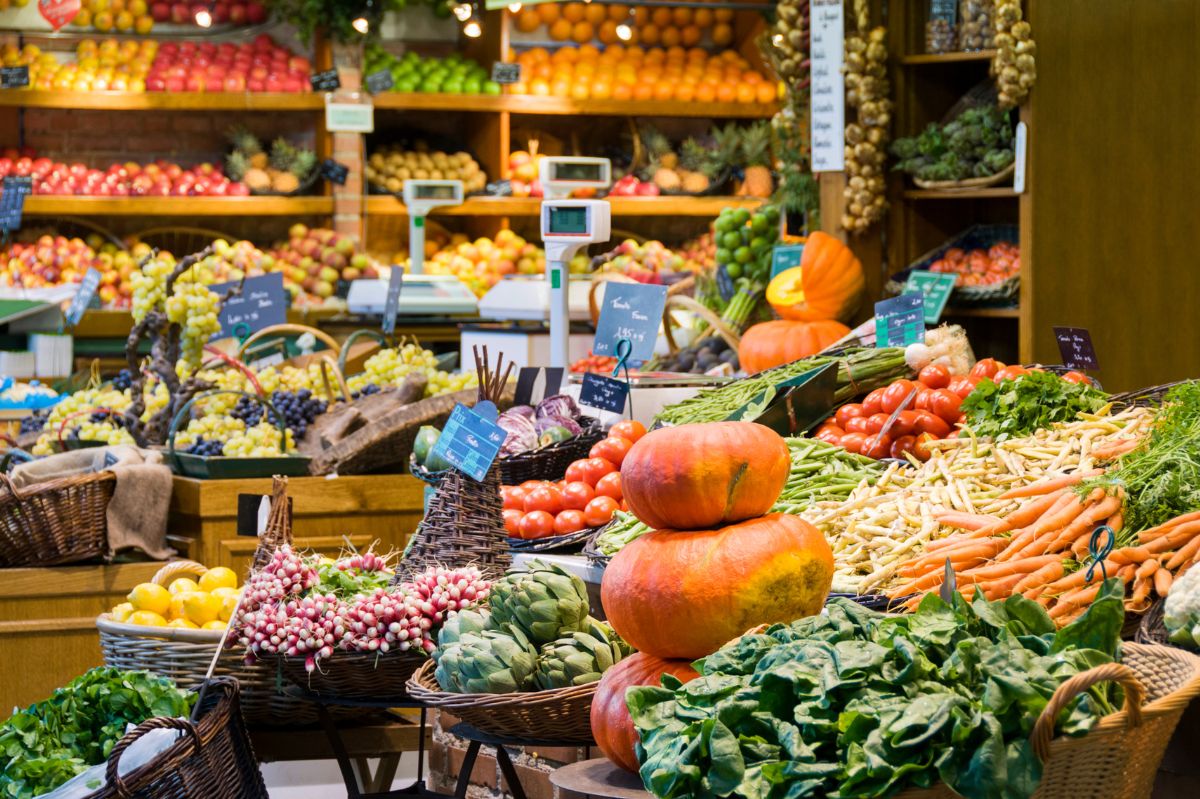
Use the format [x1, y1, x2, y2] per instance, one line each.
[488, 561, 590, 646]
[434, 628, 538, 694]
[533, 618, 632, 690]
[434, 609, 489, 662]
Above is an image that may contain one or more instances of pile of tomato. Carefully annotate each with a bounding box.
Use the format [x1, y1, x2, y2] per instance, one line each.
[928, 241, 1020, 288]
[502, 419, 645, 540]
[569, 352, 620, 374]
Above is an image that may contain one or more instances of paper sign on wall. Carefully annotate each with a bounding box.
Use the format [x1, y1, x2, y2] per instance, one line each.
[592, 282, 667, 365]
[325, 95, 374, 133]
[809, 0, 846, 172]
[428, 403, 506, 482]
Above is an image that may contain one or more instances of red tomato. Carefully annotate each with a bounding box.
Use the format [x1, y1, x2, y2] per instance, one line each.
[866, 413, 890, 435]
[840, 432, 867, 454]
[579, 457, 616, 487]
[912, 432, 938, 461]
[845, 417, 871, 435]
[561, 481, 595, 511]
[501, 486, 527, 511]
[519, 480, 545, 494]
[519, 510, 556, 539]
[594, 471, 623, 501]
[881, 380, 918, 414]
[553, 509, 587, 535]
[503, 508, 524, 536]
[1062, 371, 1092, 385]
[584, 495, 620, 527]
[815, 428, 844, 446]
[918, 364, 951, 390]
[994, 365, 1030, 383]
[862, 388, 886, 416]
[590, 436, 633, 467]
[524, 485, 564, 515]
[564, 460, 587, 484]
[891, 435, 917, 460]
[929, 389, 963, 424]
[610, 420, 646, 442]
[914, 410, 951, 439]
[893, 410, 920, 437]
[914, 389, 933, 412]
[862, 434, 893, 460]
[815, 421, 842, 436]
[970, 358, 1004, 380]
[834, 403, 866, 429]
[948, 377, 977, 399]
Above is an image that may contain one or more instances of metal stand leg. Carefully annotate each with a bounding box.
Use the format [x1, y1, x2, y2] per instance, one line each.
[495, 746, 528, 799]
[318, 702, 365, 799]
[454, 740, 483, 799]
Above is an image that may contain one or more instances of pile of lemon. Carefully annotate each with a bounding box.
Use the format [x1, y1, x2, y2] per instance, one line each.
[112, 565, 240, 631]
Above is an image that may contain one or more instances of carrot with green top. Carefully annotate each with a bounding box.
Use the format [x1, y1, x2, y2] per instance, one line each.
[1165, 533, 1200, 571]
[1012, 560, 1066, 594]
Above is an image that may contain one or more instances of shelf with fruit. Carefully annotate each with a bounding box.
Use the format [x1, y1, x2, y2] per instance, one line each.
[225, 128, 319, 196]
[365, 195, 763, 217]
[394, 229, 545, 298]
[366, 144, 488, 196]
[69, 0, 267, 35]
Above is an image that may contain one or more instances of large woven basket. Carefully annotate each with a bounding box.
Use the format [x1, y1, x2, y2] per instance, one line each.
[401, 465, 511, 580]
[893, 642, 1200, 799]
[280, 650, 428, 703]
[406, 658, 596, 745]
[0, 470, 115, 567]
[82, 677, 267, 799]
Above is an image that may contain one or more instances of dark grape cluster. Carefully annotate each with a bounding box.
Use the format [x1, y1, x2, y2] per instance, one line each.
[186, 437, 225, 456]
[350, 383, 381, 400]
[230, 395, 266, 427]
[20, 411, 47, 434]
[270, 389, 327, 439]
[111, 369, 134, 392]
[91, 411, 123, 425]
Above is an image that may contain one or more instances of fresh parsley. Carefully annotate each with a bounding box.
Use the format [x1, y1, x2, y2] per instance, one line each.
[959, 371, 1107, 441]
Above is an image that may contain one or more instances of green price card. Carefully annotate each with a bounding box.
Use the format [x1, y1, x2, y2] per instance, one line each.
[905, 270, 958, 324]
[770, 244, 804, 280]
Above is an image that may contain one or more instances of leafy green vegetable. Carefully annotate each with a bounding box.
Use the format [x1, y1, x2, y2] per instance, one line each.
[959, 372, 1107, 441]
[891, 106, 1015, 183]
[0, 668, 193, 799]
[629, 581, 1125, 799]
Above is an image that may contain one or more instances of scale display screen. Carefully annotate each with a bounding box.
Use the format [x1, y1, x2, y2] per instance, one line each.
[547, 205, 589, 234]
[412, 184, 458, 200]
[552, 162, 603, 181]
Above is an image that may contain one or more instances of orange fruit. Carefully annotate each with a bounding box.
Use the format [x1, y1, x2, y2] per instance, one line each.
[712, 22, 733, 46]
[604, 43, 625, 59]
[665, 45, 685, 61]
[671, 7, 692, 26]
[574, 60, 595, 77]
[736, 82, 756, 103]
[625, 44, 645, 60]
[681, 25, 701, 46]
[585, 3, 606, 24]
[550, 79, 571, 96]
[644, 46, 664, 62]
[570, 82, 590, 100]
[695, 83, 716, 103]
[633, 7, 649, 25]
[562, 2, 586, 22]
[529, 78, 551, 95]
[756, 82, 778, 103]
[533, 61, 554, 80]
[615, 67, 637, 84]
[548, 18, 572, 40]
[688, 46, 707, 62]
[693, 8, 714, 27]
[651, 7, 671, 26]
[607, 3, 628, 20]
[674, 83, 695, 102]
[660, 26, 681, 47]
[552, 45, 578, 63]
[714, 7, 734, 22]
[612, 82, 633, 99]
[526, 46, 550, 62]
[598, 20, 619, 43]
[591, 79, 612, 99]
[632, 82, 653, 100]
[639, 24, 660, 45]
[537, 3, 560, 23]
[515, 8, 541, 32]
[715, 83, 736, 102]
[742, 70, 762, 84]
[653, 80, 673, 101]
[577, 43, 600, 59]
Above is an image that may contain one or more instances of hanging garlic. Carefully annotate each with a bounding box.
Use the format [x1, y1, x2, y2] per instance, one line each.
[840, 0, 890, 234]
[993, 0, 1036, 108]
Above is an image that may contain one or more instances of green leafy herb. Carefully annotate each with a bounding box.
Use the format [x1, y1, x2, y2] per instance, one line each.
[629, 581, 1124, 799]
[959, 372, 1107, 441]
[0, 668, 193, 799]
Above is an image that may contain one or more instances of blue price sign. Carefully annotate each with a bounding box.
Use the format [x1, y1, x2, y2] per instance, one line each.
[429, 403, 507, 482]
[592, 282, 667, 365]
[382, 269, 404, 335]
[64, 267, 103, 326]
[904, 270, 958, 324]
[874, 293, 925, 348]
[210, 272, 288, 340]
[579, 372, 629, 414]
[770, 244, 804, 280]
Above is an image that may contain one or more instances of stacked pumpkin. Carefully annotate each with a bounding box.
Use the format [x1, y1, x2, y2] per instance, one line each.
[738, 231, 866, 374]
[592, 421, 835, 773]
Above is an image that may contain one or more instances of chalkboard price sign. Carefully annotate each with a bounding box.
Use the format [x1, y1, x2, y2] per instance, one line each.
[579, 372, 629, 414]
[64, 267, 102, 326]
[491, 62, 521, 84]
[310, 69, 341, 92]
[211, 272, 288, 340]
[1053, 326, 1100, 371]
[428, 403, 506, 482]
[0, 176, 32, 232]
[0, 66, 29, 89]
[364, 69, 394, 94]
[874, 293, 925, 348]
[592, 282, 667, 365]
[320, 158, 349, 185]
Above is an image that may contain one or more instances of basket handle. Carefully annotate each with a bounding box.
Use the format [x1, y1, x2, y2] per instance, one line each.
[312, 353, 351, 403]
[1029, 661, 1147, 762]
[662, 294, 741, 355]
[236, 324, 341, 360]
[337, 329, 391, 376]
[201, 345, 265, 397]
[167, 389, 290, 457]
[56, 406, 118, 446]
[104, 716, 202, 798]
[152, 559, 208, 587]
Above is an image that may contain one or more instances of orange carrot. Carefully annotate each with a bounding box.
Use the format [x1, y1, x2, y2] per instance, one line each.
[1135, 559, 1160, 580]
[1044, 561, 1118, 593]
[995, 491, 1067, 532]
[1110, 546, 1154, 565]
[901, 538, 1006, 575]
[1091, 438, 1141, 460]
[1167, 535, 1200, 571]
[1028, 493, 1086, 536]
[1107, 511, 1124, 533]
[1138, 511, 1200, 542]
[962, 554, 1061, 579]
[936, 512, 1004, 532]
[1039, 496, 1123, 557]
[1049, 583, 1103, 618]
[999, 470, 1102, 500]
[1012, 560, 1066, 594]
[980, 573, 1027, 601]
[1155, 568, 1174, 596]
[887, 568, 952, 599]
[1129, 575, 1153, 607]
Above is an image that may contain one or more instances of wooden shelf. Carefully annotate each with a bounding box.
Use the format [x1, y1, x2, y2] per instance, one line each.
[72, 307, 345, 338]
[366, 195, 762, 217]
[0, 90, 323, 111]
[944, 306, 1021, 319]
[902, 187, 1019, 200]
[900, 50, 997, 65]
[24, 196, 334, 216]
[373, 92, 778, 118]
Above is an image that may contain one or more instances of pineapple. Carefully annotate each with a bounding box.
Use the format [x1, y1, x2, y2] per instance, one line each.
[291, 149, 317, 181]
[225, 150, 250, 182]
[640, 125, 679, 171]
[227, 126, 262, 156]
[242, 168, 272, 192]
[269, 138, 298, 173]
[709, 124, 743, 176]
[738, 122, 774, 199]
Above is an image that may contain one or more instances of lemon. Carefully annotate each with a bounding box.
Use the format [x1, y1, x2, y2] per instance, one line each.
[212, 587, 240, 622]
[168, 618, 199, 629]
[183, 592, 223, 626]
[111, 602, 134, 622]
[168, 577, 200, 595]
[168, 592, 193, 620]
[198, 566, 238, 593]
[128, 610, 168, 627]
[202, 620, 228, 631]
[128, 583, 171, 616]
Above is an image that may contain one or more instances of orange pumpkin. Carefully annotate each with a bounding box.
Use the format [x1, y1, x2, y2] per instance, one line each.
[601, 513, 834, 659]
[590, 653, 699, 773]
[766, 231, 865, 322]
[620, 422, 789, 531]
[737, 319, 851, 374]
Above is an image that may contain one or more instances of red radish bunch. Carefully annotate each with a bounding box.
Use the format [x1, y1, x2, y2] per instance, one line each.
[244, 545, 319, 605]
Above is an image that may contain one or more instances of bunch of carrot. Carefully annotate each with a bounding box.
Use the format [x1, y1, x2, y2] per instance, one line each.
[884, 469, 1175, 625]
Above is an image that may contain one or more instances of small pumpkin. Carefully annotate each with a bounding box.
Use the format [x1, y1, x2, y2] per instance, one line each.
[601, 513, 834, 659]
[737, 319, 851, 374]
[590, 653, 699, 773]
[766, 231, 865, 322]
[621, 421, 789, 531]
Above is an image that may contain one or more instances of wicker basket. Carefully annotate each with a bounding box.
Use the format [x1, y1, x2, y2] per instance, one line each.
[886, 224, 1021, 306]
[401, 465, 511, 580]
[83, 677, 267, 799]
[1137, 601, 1171, 647]
[0, 469, 115, 567]
[406, 659, 597, 745]
[498, 416, 604, 485]
[280, 650, 428, 703]
[893, 642, 1200, 799]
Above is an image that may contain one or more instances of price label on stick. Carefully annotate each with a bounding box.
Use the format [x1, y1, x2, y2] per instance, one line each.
[1053, 326, 1100, 371]
[874, 293, 925, 348]
[64, 267, 102, 327]
[428, 403, 506, 482]
[382, 268, 404, 335]
[904, 270, 958, 324]
[211, 272, 287, 340]
[770, 243, 804, 280]
[579, 372, 629, 415]
[364, 69, 394, 94]
[592, 282, 667, 364]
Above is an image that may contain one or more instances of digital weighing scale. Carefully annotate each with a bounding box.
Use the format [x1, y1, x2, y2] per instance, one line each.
[401, 179, 464, 275]
[345, 273, 478, 316]
[539, 156, 612, 200]
[541, 199, 611, 368]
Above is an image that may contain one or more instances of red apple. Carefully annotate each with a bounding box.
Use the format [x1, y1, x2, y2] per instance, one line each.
[205, 76, 224, 92]
[112, 183, 129, 196]
[150, 1, 169, 19]
[253, 34, 274, 50]
[288, 56, 310, 73]
[265, 74, 284, 92]
[170, 2, 189, 22]
[247, 78, 265, 92]
[245, 0, 265, 22]
[212, 3, 229, 22]
[193, 54, 211, 69]
[249, 65, 268, 81]
[281, 77, 302, 93]
[227, 182, 250, 196]
[223, 73, 246, 91]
